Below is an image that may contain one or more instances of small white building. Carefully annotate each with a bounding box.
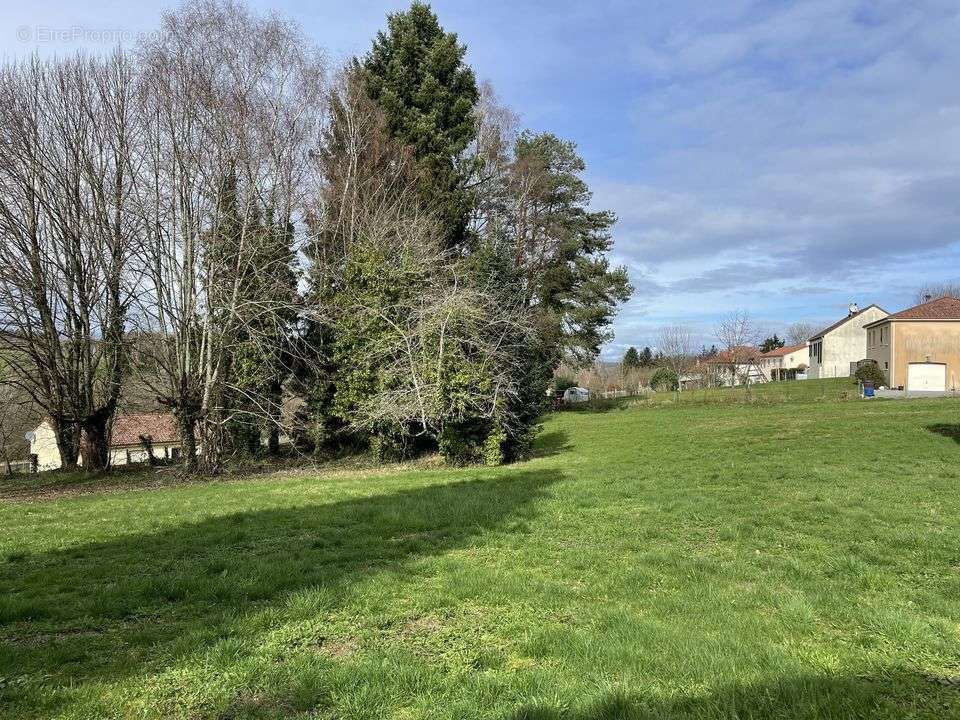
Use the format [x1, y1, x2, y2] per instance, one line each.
[562, 386, 591, 404]
[807, 303, 889, 379]
[28, 413, 180, 471]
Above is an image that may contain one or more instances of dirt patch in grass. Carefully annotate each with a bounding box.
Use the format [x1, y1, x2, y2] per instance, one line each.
[312, 635, 359, 658]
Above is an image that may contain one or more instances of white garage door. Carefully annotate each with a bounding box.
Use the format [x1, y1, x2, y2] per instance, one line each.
[907, 362, 946, 392]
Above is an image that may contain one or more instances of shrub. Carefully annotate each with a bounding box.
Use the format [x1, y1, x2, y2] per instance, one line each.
[854, 362, 887, 387]
[552, 375, 577, 394]
[650, 367, 679, 391]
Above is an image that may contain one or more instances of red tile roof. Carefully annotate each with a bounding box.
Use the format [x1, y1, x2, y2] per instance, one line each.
[111, 413, 177, 447]
[865, 296, 960, 325]
[706, 346, 759, 363]
[759, 343, 806, 358]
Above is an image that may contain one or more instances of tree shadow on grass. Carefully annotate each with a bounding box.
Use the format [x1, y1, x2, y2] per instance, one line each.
[925, 424, 960, 444]
[0, 469, 560, 706]
[532, 430, 571, 458]
[512, 671, 957, 719]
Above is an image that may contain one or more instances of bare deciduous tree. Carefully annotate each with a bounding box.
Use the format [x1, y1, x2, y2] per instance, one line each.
[716, 310, 760, 389]
[915, 283, 960, 305]
[0, 53, 139, 470]
[786, 322, 819, 346]
[132, 0, 325, 472]
[656, 324, 694, 392]
[0, 372, 36, 475]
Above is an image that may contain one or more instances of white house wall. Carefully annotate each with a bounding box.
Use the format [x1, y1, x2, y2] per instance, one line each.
[31, 421, 62, 471]
[30, 421, 181, 471]
[809, 307, 888, 379]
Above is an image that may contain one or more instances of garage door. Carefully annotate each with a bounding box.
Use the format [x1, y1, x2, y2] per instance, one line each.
[907, 362, 946, 392]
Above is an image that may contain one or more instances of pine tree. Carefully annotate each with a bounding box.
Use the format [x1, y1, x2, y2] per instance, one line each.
[760, 334, 785, 353]
[639, 347, 654, 366]
[361, 2, 478, 249]
[623, 347, 641, 370]
[507, 131, 632, 365]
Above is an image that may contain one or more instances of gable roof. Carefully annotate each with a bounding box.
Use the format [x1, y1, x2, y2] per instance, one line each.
[111, 413, 177, 446]
[705, 346, 759, 363]
[864, 296, 960, 327]
[809, 304, 887, 341]
[759, 343, 806, 358]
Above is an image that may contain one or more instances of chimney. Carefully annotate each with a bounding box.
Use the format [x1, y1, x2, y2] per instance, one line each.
[848, 302, 859, 316]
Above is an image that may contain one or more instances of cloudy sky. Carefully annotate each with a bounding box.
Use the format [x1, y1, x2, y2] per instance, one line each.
[4, 0, 959, 356]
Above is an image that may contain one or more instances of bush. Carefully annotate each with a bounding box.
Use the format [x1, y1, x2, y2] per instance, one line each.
[650, 367, 679, 391]
[854, 362, 887, 387]
[552, 375, 577, 394]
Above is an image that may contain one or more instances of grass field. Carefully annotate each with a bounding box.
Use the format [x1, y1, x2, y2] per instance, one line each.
[2, 381, 960, 719]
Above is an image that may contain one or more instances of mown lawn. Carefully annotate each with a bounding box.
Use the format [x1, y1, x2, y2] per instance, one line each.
[2, 383, 960, 718]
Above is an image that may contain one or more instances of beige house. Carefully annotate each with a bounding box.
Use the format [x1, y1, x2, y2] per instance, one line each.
[29, 413, 180, 471]
[864, 296, 960, 391]
[758, 343, 808, 380]
[808, 303, 889, 378]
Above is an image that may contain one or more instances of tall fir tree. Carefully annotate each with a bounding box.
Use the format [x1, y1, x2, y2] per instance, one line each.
[361, 2, 479, 249]
[506, 131, 632, 365]
[623, 347, 641, 370]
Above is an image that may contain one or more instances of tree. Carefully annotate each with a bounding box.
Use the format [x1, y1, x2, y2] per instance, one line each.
[915, 283, 960, 304]
[133, 0, 323, 472]
[656, 325, 694, 392]
[361, 1, 479, 249]
[503, 132, 632, 365]
[786, 322, 818, 346]
[760, 334, 785, 353]
[305, 68, 544, 465]
[716, 310, 759, 389]
[639, 346, 654, 366]
[0, 53, 138, 470]
[0, 364, 36, 475]
[650, 367, 678, 392]
[622, 347, 641, 370]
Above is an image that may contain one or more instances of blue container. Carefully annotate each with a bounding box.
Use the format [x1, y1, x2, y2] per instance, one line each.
[863, 381, 875, 398]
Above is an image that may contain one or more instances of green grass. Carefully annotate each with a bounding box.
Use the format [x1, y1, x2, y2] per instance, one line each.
[647, 376, 858, 405]
[2, 381, 960, 718]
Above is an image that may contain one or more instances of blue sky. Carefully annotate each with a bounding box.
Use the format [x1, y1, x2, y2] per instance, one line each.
[4, 1, 960, 356]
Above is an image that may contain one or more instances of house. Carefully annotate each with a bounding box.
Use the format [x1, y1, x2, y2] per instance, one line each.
[703, 346, 766, 386]
[757, 343, 808, 381]
[28, 413, 180, 471]
[863, 295, 960, 392]
[807, 303, 889, 379]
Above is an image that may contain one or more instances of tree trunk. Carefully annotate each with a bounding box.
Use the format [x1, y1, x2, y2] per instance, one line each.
[268, 426, 280, 456]
[79, 409, 112, 471]
[176, 410, 199, 471]
[51, 417, 80, 471]
[199, 417, 224, 474]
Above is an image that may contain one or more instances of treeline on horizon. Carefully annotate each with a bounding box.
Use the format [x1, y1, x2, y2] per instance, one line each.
[0, 1, 631, 472]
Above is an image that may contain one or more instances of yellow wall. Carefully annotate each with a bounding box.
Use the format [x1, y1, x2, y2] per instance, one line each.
[891, 321, 960, 390]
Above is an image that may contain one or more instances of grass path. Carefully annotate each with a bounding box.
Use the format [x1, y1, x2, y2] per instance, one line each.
[2, 388, 960, 718]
